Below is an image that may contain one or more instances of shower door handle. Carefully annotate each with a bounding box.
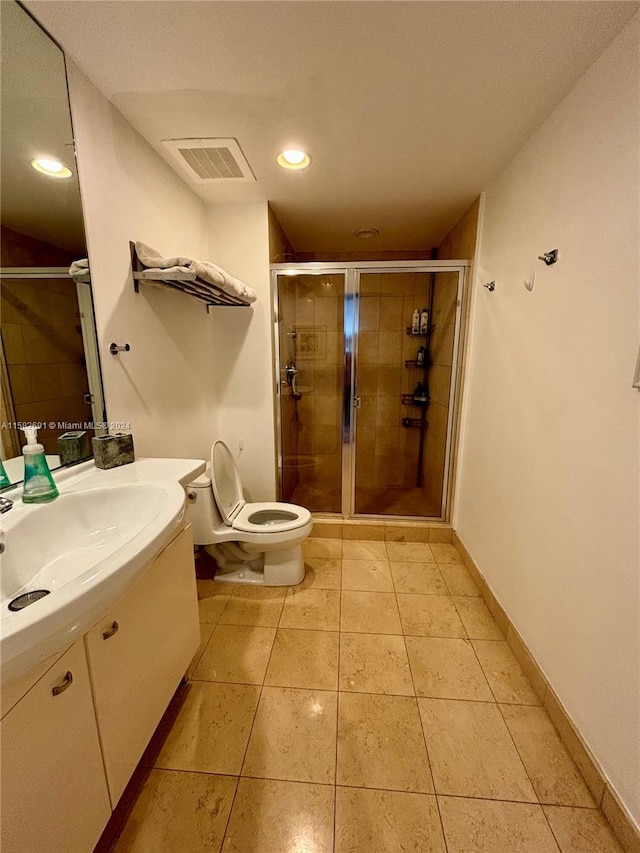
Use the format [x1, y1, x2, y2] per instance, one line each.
[353, 396, 362, 409]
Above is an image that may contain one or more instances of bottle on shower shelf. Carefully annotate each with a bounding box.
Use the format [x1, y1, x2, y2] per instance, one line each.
[411, 307, 420, 335]
[420, 307, 429, 334]
[413, 382, 428, 404]
[416, 346, 425, 367]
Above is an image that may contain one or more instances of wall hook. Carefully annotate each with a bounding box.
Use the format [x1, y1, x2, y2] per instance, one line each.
[538, 249, 558, 266]
[484, 281, 496, 292]
[110, 342, 131, 355]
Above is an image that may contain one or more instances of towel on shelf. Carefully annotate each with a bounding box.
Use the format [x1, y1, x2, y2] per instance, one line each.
[134, 241, 257, 303]
[69, 258, 90, 282]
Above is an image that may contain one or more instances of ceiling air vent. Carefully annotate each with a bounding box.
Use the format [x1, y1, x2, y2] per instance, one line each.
[161, 138, 256, 184]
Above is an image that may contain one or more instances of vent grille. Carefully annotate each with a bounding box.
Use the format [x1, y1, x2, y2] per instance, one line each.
[162, 138, 256, 184]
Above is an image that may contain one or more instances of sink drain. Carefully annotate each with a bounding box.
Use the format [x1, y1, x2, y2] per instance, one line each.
[8, 590, 50, 611]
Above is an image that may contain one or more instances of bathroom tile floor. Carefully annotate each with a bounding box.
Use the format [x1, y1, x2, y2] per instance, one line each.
[101, 538, 623, 853]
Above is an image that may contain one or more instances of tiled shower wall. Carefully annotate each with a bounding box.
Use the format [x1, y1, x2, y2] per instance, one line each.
[356, 272, 432, 491]
[293, 276, 344, 511]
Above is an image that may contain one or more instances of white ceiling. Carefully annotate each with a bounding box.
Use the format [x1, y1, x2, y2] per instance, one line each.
[25, 0, 638, 253]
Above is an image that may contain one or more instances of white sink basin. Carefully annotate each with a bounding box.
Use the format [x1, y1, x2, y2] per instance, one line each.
[0, 458, 205, 684]
[1, 484, 168, 607]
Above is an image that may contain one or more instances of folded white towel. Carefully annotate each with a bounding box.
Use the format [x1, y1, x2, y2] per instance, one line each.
[69, 258, 90, 281]
[134, 241, 256, 303]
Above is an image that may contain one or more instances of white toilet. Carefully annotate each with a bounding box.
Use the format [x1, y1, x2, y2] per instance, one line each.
[186, 440, 313, 586]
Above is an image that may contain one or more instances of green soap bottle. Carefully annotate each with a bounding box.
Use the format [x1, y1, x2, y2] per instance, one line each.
[21, 425, 59, 504]
[0, 459, 10, 489]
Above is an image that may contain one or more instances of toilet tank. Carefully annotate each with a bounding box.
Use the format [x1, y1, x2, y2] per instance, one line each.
[185, 473, 224, 545]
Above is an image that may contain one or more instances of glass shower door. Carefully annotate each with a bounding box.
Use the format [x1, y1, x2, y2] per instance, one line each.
[352, 269, 461, 518]
[275, 272, 345, 513]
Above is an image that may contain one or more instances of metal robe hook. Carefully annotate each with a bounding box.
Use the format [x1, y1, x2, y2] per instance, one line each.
[484, 281, 496, 292]
[538, 249, 558, 266]
[110, 342, 131, 355]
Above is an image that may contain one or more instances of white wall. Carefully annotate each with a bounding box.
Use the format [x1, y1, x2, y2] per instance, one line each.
[455, 14, 639, 825]
[67, 63, 220, 460]
[207, 202, 276, 501]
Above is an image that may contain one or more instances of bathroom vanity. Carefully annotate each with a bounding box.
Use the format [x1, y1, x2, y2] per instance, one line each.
[0, 459, 204, 852]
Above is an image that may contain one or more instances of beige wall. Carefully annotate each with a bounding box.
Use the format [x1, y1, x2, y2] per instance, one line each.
[67, 63, 220, 461]
[455, 15, 639, 827]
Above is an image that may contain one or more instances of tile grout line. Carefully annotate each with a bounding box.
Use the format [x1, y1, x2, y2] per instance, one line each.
[387, 538, 452, 853]
[333, 571, 343, 853]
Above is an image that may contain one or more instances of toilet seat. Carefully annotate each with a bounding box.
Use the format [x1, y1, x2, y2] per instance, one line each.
[210, 440, 311, 532]
[233, 501, 311, 533]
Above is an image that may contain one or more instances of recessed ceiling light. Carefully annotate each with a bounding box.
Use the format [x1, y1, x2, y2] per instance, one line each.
[276, 149, 312, 170]
[31, 157, 72, 178]
[353, 228, 380, 239]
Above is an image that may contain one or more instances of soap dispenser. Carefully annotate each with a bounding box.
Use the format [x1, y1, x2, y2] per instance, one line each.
[0, 459, 10, 489]
[21, 425, 59, 503]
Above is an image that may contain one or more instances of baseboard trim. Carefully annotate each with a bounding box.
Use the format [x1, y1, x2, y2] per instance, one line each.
[452, 529, 640, 853]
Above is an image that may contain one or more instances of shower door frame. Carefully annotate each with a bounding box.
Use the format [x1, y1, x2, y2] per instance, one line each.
[272, 260, 469, 522]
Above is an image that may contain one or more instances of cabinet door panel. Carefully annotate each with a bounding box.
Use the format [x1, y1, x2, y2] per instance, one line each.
[0, 641, 111, 853]
[86, 526, 200, 805]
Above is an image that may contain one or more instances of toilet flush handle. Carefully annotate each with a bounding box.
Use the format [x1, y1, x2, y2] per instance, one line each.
[187, 490, 197, 502]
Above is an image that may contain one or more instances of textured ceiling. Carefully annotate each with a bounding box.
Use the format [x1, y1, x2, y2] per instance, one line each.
[23, 0, 640, 252]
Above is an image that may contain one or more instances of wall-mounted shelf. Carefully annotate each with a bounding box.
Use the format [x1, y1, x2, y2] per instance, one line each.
[130, 241, 253, 311]
[404, 359, 430, 369]
[401, 393, 429, 406]
[405, 326, 434, 337]
[402, 417, 427, 429]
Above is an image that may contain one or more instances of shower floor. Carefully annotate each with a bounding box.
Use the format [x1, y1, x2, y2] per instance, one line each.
[289, 482, 441, 519]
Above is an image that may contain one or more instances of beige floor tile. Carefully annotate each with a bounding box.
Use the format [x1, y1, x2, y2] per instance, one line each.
[335, 787, 446, 853]
[430, 543, 463, 564]
[397, 594, 466, 637]
[218, 586, 286, 627]
[439, 564, 481, 596]
[154, 682, 260, 775]
[342, 559, 394, 592]
[453, 596, 503, 639]
[418, 698, 536, 801]
[406, 637, 493, 701]
[543, 805, 624, 852]
[342, 540, 388, 560]
[187, 623, 214, 679]
[340, 633, 414, 696]
[386, 541, 435, 562]
[193, 624, 275, 684]
[439, 796, 560, 852]
[390, 561, 447, 595]
[222, 777, 334, 853]
[242, 686, 337, 784]
[302, 537, 342, 558]
[472, 640, 541, 705]
[337, 692, 433, 792]
[112, 769, 237, 853]
[265, 628, 339, 690]
[341, 590, 402, 634]
[300, 556, 342, 589]
[197, 580, 231, 623]
[500, 705, 595, 807]
[280, 588, 341, 631]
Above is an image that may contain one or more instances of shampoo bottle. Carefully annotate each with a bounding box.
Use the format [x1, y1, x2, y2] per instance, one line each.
[411, 308, 420, 335]
[420, 307, 429, 335]
[416, 346, 425, 368]
[21, 425, 59, 503]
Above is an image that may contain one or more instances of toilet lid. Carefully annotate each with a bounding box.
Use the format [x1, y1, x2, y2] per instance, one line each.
[210, 440, 244, 526]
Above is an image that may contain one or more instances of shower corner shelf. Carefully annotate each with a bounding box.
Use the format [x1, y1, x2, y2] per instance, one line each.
[130, 241, 252, 311]
[402, 416, 427, 429]
[404, 358, 431, 369]
[401, 393, 429, 406]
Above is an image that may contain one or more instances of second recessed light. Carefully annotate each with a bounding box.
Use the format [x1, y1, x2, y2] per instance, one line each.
[277, 149, 312, 170]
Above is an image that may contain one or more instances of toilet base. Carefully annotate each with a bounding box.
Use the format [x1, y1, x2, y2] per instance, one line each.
[205, 543, 305, 587]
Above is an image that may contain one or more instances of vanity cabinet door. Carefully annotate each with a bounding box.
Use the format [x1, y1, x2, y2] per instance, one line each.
[0, 640, 111, 853]
[85, 525, 200, 806]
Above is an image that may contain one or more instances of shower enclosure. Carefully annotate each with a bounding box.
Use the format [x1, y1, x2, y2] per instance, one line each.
[272, 262, 467, 520]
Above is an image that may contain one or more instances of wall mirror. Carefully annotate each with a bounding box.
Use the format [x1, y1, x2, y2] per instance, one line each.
[0, 0, 105, 486]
